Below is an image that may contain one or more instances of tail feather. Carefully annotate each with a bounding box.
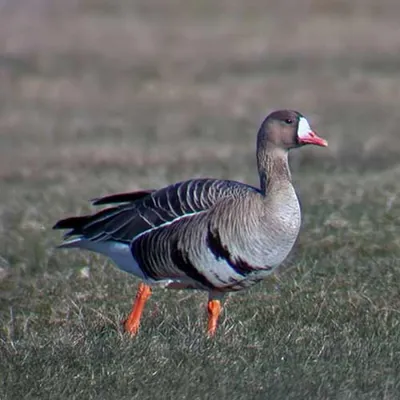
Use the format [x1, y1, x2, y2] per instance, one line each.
[53, 206, 120, 237]
[52, 215, 90, 237]
[53, 216, 89, 230]
[92, 189, 154, 206]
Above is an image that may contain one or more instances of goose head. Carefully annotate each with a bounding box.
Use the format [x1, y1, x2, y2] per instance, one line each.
[258, 110, 328, 150]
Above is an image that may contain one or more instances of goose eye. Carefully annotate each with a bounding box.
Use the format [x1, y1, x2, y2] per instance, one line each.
[284, 118, 293, 125]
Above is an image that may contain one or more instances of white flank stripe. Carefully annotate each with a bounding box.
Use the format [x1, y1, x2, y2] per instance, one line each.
[130, 210, 206, 244]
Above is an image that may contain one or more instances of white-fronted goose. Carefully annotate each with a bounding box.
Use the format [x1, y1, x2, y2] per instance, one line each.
[53, 110, 327, 336]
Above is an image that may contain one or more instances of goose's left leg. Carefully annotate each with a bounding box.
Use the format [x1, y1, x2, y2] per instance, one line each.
[207, 292, 224, 336]
[123, 282, 152, 335]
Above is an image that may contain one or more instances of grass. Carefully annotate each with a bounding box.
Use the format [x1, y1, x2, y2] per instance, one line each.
[1, 0, 400, 398]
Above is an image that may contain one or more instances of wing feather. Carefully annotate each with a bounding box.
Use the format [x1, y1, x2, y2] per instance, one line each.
[54, 179, 259, 245]
[92, 190, 154, 205]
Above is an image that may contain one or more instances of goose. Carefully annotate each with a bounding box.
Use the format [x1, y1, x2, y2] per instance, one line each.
[53, 110, 327, 336]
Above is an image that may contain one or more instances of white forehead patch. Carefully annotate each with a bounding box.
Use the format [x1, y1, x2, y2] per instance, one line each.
[297, 117, 312, 139]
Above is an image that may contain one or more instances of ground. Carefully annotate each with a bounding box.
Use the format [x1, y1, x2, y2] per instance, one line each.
[1, 0, 400, 399]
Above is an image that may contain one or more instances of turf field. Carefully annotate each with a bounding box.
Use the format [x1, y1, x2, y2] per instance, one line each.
[1, 1, 400, 398]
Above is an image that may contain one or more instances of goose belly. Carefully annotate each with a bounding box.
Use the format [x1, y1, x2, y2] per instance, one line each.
[194, 233, 297, 291]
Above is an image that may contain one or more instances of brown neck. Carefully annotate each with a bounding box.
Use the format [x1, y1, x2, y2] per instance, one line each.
[257, 146, 291, 194]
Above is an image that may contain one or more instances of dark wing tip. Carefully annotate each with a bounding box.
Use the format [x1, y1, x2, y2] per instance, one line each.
[52, 216, 88, 231]
[52, 218, 70, 230]
[91, 189, 154, 206]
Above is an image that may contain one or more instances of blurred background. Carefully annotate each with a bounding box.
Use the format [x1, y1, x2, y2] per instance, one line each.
[1, 1, 400, 398]
[1, 0, 400, 188]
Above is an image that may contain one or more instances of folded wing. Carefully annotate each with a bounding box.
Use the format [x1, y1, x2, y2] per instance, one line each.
[53, 178, 258, 245]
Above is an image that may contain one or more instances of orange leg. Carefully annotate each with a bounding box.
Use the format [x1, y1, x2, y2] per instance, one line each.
[123, 283, 152, 335]
[207, 299, 222, 337]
